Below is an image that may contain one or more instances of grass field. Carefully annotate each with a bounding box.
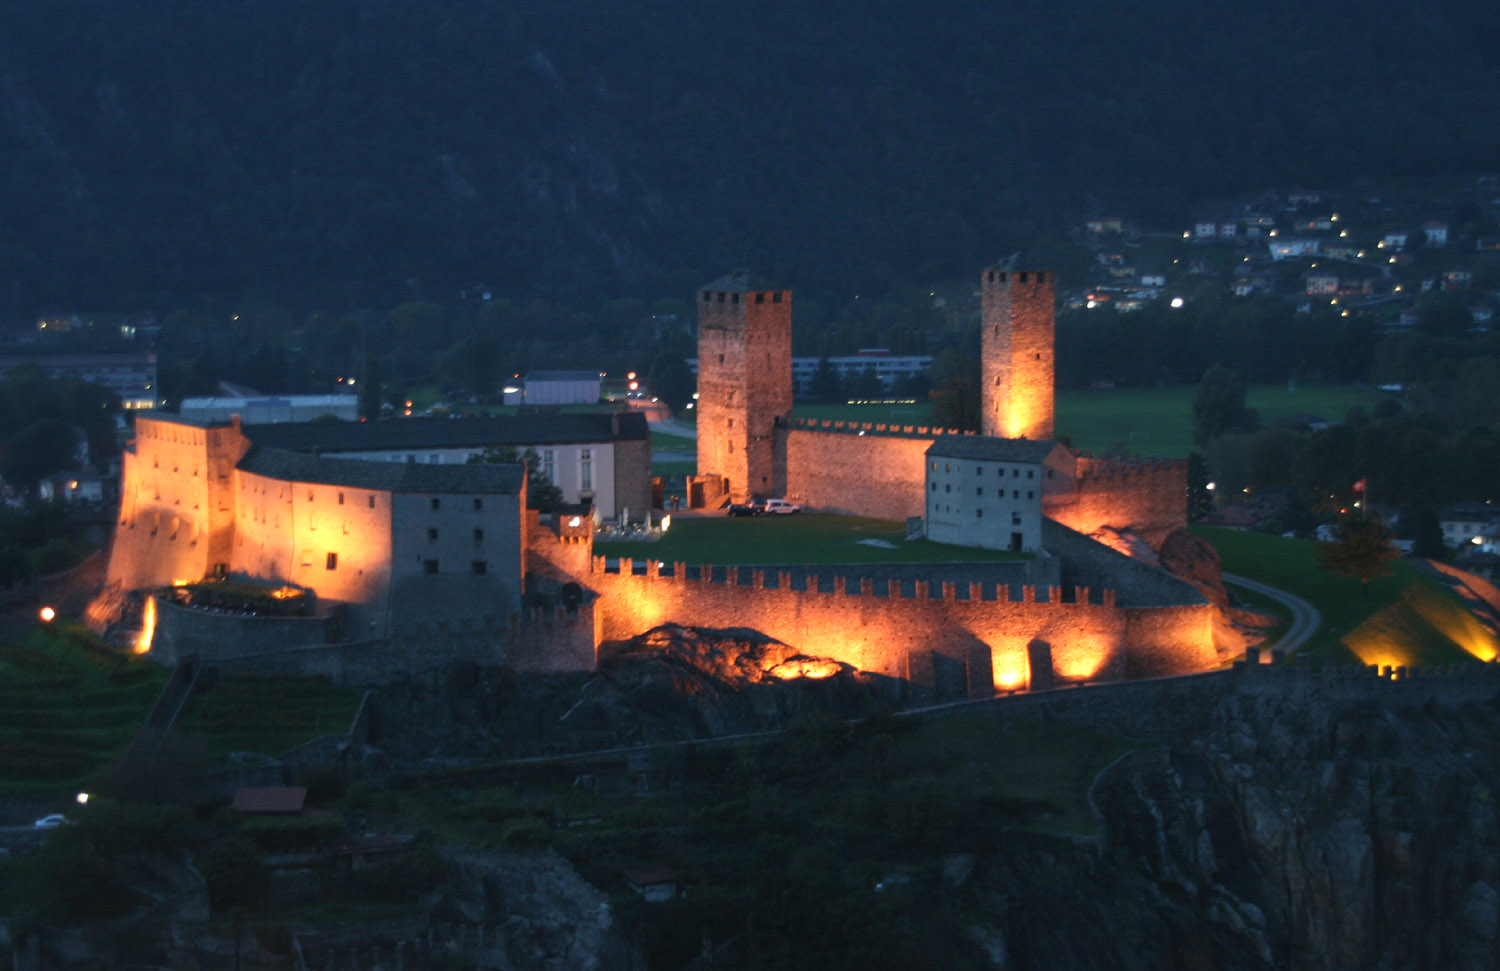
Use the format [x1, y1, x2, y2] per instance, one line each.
[783, 384, 1377, 459]
[175, 674, 365, 757]
[0, 622, 169, 788]
[1057, 383, 1377, 457]
[595, 514, 1029, 565]
[1193, 526, 1497, 667]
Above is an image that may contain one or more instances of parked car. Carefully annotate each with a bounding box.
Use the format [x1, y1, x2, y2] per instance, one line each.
[727, 504, 757, 517]
[34, 814, 66, 829]
[761, 498, 801, 514]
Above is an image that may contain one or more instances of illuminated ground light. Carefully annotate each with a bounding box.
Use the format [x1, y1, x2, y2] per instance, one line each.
[768, 658, 841, 679]
[38, 606, 56, 622]
[134, 595, 157, 654]
[993, 658, 1028, 691]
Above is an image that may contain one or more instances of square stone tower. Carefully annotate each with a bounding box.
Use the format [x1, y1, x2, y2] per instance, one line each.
[696, 270, 792, 501]
[981, 266, 1055, 440]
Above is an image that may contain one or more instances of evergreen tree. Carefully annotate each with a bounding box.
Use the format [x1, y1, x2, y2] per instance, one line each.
[1186, 452, 1214, 520]
[469, 446, 565, 509]
[809, 357, 842, 402]
[1192, 364, 1260, 445]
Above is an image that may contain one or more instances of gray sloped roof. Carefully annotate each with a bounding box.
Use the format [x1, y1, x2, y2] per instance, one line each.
[242, 412, 647, 453]
[700, 269, 779, 293]
[525, 370, 602, 382]
[925, 436, 1060, 464]
[236, 446, 524, 494]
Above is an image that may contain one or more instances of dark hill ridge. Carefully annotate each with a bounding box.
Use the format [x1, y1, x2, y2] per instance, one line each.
[2, 0, 1498, 310]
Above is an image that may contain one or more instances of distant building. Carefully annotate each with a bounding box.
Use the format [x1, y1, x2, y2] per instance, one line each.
[180, 395, 358, 424]
[1440, 502, 1498, 550]
[523, 370, 602, 405]
[689, 350, 933, 396]
[0, 350, 157, 410]
[1423, 221, 1449, 247]
[1268, 238, 1322, 261]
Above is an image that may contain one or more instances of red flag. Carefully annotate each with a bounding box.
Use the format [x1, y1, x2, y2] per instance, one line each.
[1352, 478, 1367, 492]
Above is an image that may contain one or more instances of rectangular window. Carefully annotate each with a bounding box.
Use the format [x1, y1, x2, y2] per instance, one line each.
[430, 497, 441, 511]
[976, 508, 983, 518]
[471, 560, 487, 575]
[428, 528, 438, 541]
[581, 448, 593, 491]
[473, 498, 482, 511]
[976, 487, 983, 496]
[326, 552, 338, 570]
[429, 453, 440, 464]
[424, 559, 439, 574]
[338, 492, 345, 505]
[1027, 470, 1035, 479]
[1012, 513, 1022, 525]
[473, 528, 484, 543]
[368, 495, 376, 508]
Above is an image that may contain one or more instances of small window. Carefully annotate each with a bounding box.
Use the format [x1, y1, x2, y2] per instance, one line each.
[368, 495, 376, 508]
[945, 483, 951, 493]
[719, 354, 725, 364]
[326, 552, 338, 570]
[428, 528, 438, 541]
[773, 291, 782, 303]
[930, 482, 937, 491]
[430, 497, 440, 511]
[473, 498, 482, 511]
[1012, 513, 1022, 525]
[471, 560, 487, 575]
[1013, 490, 1020, 499]
[1027, 470, 1034, 479]
[1027, 491, 1034, 499]
[307, 491, 314, 502]
[338, 492, 345, 505]
[976, 508, 983, 518]
[755, 293, 765, 304]
[976, 487, 982, 496]
[424, 559, 439, 574]
[1012, 469, 1020, 477]
[473, 528, 484, 542]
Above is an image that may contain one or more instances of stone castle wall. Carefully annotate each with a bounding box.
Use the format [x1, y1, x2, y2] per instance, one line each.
[587, 557, 1216, 696]
[1045, 453, 1188, 549]
[981, 268, 1055, 440]
[779, 420, 967, 521]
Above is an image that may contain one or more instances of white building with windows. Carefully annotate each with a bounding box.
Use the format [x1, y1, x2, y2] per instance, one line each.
[241, 413, 651, 521]
[923, 437, 1074, 552]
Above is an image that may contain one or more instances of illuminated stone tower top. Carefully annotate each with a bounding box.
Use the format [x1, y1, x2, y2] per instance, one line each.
[980, 265, 1055, 440]
[696, 270, 792, 501]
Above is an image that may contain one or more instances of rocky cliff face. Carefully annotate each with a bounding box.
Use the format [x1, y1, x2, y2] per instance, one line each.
[973, 690, 1500, 970]
[372, 624, 902, 760]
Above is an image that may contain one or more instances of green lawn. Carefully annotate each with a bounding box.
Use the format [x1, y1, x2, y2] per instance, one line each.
[650, 431, 697, 451]
[175, 674, 364, 757]
[787, 384, 1377, 459]
[1058, 383, 1378, 457]
[0, 621, 169, 789]
[1193, 526, 1496, 667]
[595, 514, 1029, 565]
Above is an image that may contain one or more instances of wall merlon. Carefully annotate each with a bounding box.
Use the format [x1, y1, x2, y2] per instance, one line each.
[834, 576, 848, 595]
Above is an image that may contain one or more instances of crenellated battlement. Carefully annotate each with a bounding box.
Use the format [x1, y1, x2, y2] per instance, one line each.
[779, 416, 974, 439]
[590, 555, 1118, 607]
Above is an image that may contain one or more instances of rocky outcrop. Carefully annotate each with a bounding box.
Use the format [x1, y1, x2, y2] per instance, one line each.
[371, 624, 902, 760]
[974, 689, 1500, 970]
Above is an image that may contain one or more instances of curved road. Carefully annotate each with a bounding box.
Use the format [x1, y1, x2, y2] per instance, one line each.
[1222, 572, 1321, 654]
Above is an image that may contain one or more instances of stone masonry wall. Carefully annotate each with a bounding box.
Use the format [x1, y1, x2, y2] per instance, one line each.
[1045, 453, 1188, 549]
[780, 423, 951, 521]
[981, 268, 1055, 441]
[589, 557, 1216, 694]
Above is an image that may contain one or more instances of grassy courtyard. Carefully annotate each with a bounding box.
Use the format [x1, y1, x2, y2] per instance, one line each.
[594, 514, 1029, 566]
[1194, 526, 1497, 667]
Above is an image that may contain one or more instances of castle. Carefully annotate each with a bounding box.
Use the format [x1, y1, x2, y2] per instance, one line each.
[689, 266, 1188, 550]
[99, 264, 1216, 699]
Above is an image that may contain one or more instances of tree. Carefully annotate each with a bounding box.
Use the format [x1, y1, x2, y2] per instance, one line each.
[469, 446, 564, 508]
[809, 357, 842, 402]
[1, 419, 80, 492]
[1186, 452, 1214, 520]
[1316, 515, 1399, 596]
[1192, 364, 1259, 445]
[928, 349, 980, 431]
[646, 351, 694, 413]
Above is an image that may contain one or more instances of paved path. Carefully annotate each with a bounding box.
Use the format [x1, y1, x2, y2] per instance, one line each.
[1222, 572, 1322, 654]
[649, 417, 697, 439]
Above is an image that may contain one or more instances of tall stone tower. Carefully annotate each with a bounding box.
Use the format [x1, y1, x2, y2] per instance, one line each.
[696, 270, 792, 501]
[980, 265, 1055, 440]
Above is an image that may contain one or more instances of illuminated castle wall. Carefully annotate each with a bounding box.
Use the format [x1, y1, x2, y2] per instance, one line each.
[588, 558, 1216, 694]
[980, 267, 1054, 440]
[107, 414, 525, 638]
[694, 265, 1187, 547]
[695, 271, 793, 503]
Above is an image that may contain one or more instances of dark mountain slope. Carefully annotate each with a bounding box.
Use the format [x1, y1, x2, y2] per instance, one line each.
[2, 0, 1497, 310]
